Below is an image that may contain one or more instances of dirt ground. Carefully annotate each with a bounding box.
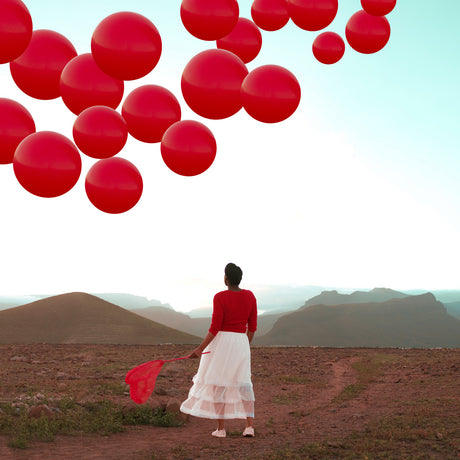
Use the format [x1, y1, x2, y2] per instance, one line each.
[0, 344, 459, 459]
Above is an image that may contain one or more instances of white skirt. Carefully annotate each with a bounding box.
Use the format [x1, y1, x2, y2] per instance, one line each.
[180, 331, 255, 420]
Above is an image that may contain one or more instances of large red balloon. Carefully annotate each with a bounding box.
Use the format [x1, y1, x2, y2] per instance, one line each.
[161, 120, 217, 176]
[60, 53, 124, 115]
[73, 106, 128, 159]
[251, 0, 290, 32]
[121, 85, 181, 143]
[13, 131, 82, 198]
[91, 12, 162, 81]
[0, 0, 32, 64]
[312, 32, 345, 64]
[346, 10, 391, 54]
[181, 49, 248, 120]
[241, 65, 301, 123]
[85, 157, 143, 214]
[10, 29, 77, 100]
[287, 0, 338, 31]
[216, 18, 262, 64]
[180, 0, 239, 41]
[0, 98, 35, 164]
[361, 0, 396, 16]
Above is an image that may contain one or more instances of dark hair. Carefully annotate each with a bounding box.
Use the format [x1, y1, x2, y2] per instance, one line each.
[225, 263, 243, 286]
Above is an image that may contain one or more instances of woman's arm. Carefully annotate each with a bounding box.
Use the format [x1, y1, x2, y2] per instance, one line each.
[189, 331, 215, 358]
[247, 330, 255, 343]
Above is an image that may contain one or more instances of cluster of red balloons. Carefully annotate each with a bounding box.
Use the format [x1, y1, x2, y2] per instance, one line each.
[0, 0, 220, 214]
[1, 0, 396, 214]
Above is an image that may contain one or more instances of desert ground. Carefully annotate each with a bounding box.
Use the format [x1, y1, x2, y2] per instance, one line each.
[0, 344, 459, 459]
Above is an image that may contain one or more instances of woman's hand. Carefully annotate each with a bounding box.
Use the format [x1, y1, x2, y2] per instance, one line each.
[188, 347, 203, 359]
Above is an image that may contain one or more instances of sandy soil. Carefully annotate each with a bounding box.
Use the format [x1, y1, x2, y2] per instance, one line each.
[0, 344, 459, 459]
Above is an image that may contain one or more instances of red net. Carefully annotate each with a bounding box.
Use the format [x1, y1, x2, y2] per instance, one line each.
[125, 353, 209, 404]
[125, 359, 165, 404]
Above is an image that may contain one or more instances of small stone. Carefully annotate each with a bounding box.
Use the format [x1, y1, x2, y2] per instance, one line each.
[28, 405, 54, 419]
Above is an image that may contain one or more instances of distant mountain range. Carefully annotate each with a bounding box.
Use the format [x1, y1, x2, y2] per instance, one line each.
[255, 293, 460, 348]
[1, 288, 459, 347]
[2, 286, 460, 317]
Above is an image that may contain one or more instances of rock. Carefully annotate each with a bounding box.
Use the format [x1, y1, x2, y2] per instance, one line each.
[10, 355, 27, 362]
[28, 405, 54, 419]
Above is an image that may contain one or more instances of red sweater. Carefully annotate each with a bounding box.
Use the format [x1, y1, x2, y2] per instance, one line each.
[208, 289, 257, 336]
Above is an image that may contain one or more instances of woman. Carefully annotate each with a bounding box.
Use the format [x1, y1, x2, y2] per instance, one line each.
[180, 263, 257, 438]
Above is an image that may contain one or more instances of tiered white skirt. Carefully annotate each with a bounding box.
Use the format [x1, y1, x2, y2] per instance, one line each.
[180, 331, 255, 420]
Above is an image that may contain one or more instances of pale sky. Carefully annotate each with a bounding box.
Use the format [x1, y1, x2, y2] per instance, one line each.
[0, 1, 459, 312]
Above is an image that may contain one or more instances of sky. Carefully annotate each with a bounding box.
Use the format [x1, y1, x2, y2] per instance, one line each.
[0, 0, 459, 312]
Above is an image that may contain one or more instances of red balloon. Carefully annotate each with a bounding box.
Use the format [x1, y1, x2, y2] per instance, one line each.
[91, 12, 162, 81]
[60, 53, 124, 115]
[10, 29, 77, 100]
[346, 10, 391, 54]
[73, 106, 128, 159]
[251, 0, 290, 32]
[361, 0, 396, 16]
[85, 157, 143, 214]
[161, 120, 216, 176]
[13, 131, 82, 198]
[181, 49, 248, 120]
[241, 65, 301, 123]
[0, 0, 32, 64]
[312, 32, 345, 64]
[287, 0, 338, 31]
[216, 17, 262, 64]
[180, 0, 239, 41]
[0, 98, 35, 164]
[121, 85, 181, 143]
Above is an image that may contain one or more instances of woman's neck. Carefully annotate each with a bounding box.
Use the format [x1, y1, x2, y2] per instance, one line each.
[227, 285, 242, 292]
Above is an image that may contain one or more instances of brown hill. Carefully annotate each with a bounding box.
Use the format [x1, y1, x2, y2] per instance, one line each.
[255, 293, 460, 347]
[0, 292, 200, 344]
[132, 307, 285, 337]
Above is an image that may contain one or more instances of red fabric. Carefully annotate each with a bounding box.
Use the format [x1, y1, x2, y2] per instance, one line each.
[209, 289, 257, 336]
[125, 353, 210, 404]
[125, 360, 165, 404]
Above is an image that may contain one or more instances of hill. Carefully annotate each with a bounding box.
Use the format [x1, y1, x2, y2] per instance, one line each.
[301, 287, 409, 310]
[0, 292, 200, 344]
[255, 293, 460, 347]
[132, 306, 284, 337]
[444, 301, 460, 319]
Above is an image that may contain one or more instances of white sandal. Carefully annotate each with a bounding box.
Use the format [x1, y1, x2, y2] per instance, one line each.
[242, 427, 255, 437]
[212, 429, 226, 438]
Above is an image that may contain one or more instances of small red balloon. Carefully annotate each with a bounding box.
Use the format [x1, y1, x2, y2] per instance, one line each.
[217, 17, 262, 64]
[346, 10, 391, 54]
[73, 106, 128, 159]
[251, 0, 290, 32]
[85, 157, 143, 214]
[0, 98, 35, 164]
[181, 49, 248, 120]
[121, 85, 181, 143]
[241, 65, 301, 123]
[10, 29, 77, 100]
[161, 120, 217, 176]
[13, 131, 82, 198]
[287, 0, 338, 31]
[361, 0, 396, 16]
[312, 31, 345, 64]
[60, 53, 124, 115]
[180, 0, 239, 41]
[0, 0, 32, 64]
[91, 12, 162, 81]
